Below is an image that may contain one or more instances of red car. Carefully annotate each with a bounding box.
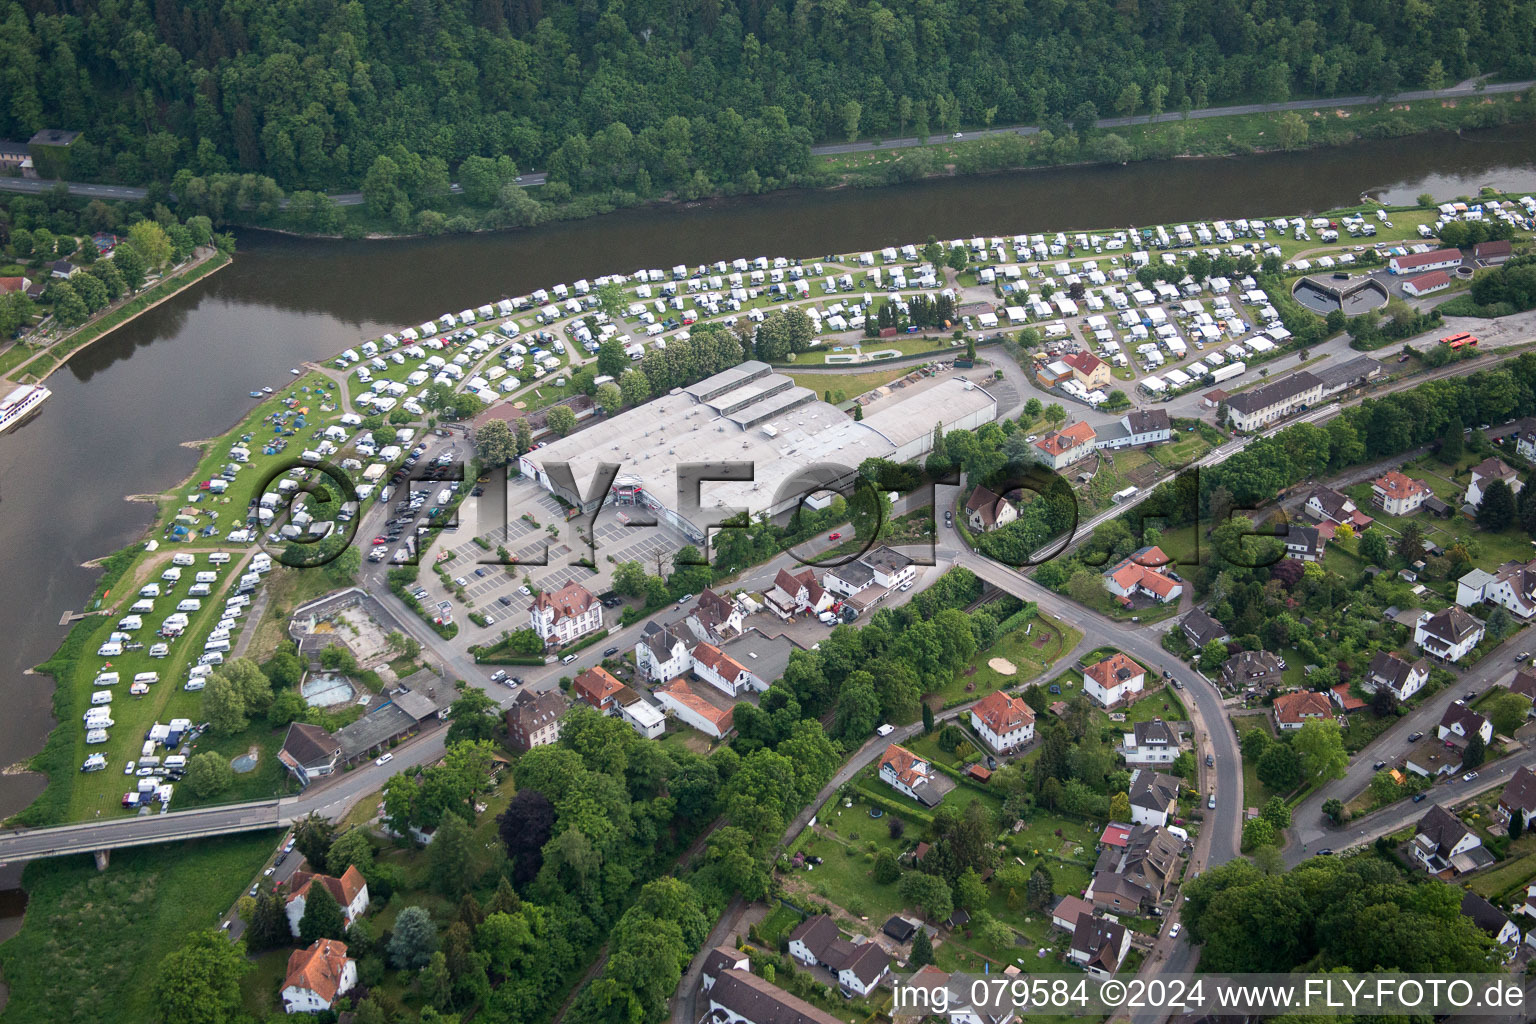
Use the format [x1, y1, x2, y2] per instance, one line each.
[371, 536, 388, 546]
[828, 532, 841, 541]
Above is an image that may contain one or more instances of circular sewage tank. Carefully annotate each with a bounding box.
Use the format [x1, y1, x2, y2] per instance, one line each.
[1291, 275, 1389, 315]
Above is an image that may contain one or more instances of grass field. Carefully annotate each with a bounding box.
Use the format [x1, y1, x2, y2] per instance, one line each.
[930, 611, 1082, 705]
[0, 831, 279, 1024]
[1231, 714, 1278, 808]
[784, 366, 912, 402]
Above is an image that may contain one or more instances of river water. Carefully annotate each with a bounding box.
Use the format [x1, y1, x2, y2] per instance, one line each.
[3, 125, 1536, 832]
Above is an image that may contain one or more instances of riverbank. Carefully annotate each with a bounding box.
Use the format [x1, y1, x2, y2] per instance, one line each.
[2, 249, 232, 385]
[241, 91, 1536, 240]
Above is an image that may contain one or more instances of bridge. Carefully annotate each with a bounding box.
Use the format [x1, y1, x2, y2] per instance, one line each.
[0, 800, 285, 869]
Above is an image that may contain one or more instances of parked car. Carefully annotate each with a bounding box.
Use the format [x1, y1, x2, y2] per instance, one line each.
[490, 670, 508, 683]
[603, 647, 619, 657]
[1373, 761, 1386, 771]
[1205, 754, 1214, 767]
[1463, 770, 1479, 782]
[1408, 731, 1424, 742]
[1207, 794, 1216, 809]
[1168, 923, 1182, 938]
[1413, 793, 1427, 803]
[376, 752, 394, 767]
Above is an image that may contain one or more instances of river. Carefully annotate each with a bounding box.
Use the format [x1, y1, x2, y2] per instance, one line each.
[2, 124, 1536, 841]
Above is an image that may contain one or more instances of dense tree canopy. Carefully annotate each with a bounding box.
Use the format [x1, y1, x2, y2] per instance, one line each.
[0, 0, 1529, 200]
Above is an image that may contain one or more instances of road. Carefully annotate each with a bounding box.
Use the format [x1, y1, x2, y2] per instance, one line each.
[810, 78, 1535, 157]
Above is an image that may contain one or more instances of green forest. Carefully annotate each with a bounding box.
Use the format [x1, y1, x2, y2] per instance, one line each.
[2, 0, 1534, 212]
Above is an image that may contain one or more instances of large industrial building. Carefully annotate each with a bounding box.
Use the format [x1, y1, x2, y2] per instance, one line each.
[519, 360, 997, 541]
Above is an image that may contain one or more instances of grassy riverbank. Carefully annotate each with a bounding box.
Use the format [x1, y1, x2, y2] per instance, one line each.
[0, 831, 277, 1024]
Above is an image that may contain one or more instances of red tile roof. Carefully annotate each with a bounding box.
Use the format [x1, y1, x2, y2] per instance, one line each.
[1330, 683, 1367, 712]
[287, 865, 367, 911]
[659, 679, 734, 732]
[1099, 823, 1133, 847]
[1274, 690, 1332, 725]
[534, 581, 597, 623]
[573, 666, 624, 707]
[284, 940, 352, 1005]
[1404, 270, 1451, 291]
[1373, 470, 1430, 502]
[1084, 652, 1145, 690]
[1062, 351, 1107, 377]
[880, 743, 931, 788]
[1035, 421, 1097, 457]
[692, 642, 748, 683]
[1392, 247, 1462, 271]
[971, 689, 1035, 735]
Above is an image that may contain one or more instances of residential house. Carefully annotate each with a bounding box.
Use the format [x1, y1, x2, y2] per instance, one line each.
[763, 567, 832, 620]
[1466, 457, 1522, 507]
[1102, 546, 1183, 607]
[1511, 669, 1536, 704]
[966, 483, 1019, 533]
[285, 866, 369, 937]
[1410, 805, 1487, 875]
[1371, 471, 1432, 516]
[572, 666, 625, 712]
[1062, 350, 1113, 388]
[969, 690, 1036, 753]
[879, 743, 942, 806]
[1273, 690, 1332, 731]
[505, 689, 565, 752]
[1363, 651, 1429, 702]
[1220, 650, 1284, 689]
[529, 581, 603, 645]
[49, 259, 77, 279]
[281, 939, 356, 1015]
[1083, 652, 1147, 708]
[824, 545, 916, 602]
[784, 916, 891, 997]
[1088, 823, 1182, 912]
[685, 588, 746, 645]
[703, 968, 843, 1024]
[277, 722, 342, 786]
[862, 545, 917, 590]
[1414, 607, 1485, 663]
[1127, 770, 1181, 827]
[1223, 371, 1323, 432]
[1479, 559, 1536, 619]
[1180, 608, 1230, 649]
[1281, 523, 1326, 562]
[1067, 915, 1131, 978]
[1495, 766, 1536, 832]
[636, 622, 692, 682]
[1303, 486, 1374, 532]
[1460, 890, 1521, 952]
[1438, 700, 1493, 748]
[0, 276, 32, 297]
[692, 642, 764, 698]
[611, 687, 663, 738]
[1121, 718, 1180, 766]
[900, 964, 1019, 1024]
[1051, 895, 1096, 932]
[699, 946, 751, 994]
[1094, 408, 1173, 450]
[655, 679, 734, 739]
[1033, 421, 1098, 469]
[1456, 567, 1499, 610]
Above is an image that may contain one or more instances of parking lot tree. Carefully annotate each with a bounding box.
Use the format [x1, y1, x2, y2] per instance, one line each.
[388, 905, 439, 970]
[446, 688, 500, 745]
[151, 930, 251, 1024]
[610, 560, 647, 598]
[474, 419, 517, 465]
[298, 879, 346, 945]
[184, 751, 235, 798]
[545, 405, 577, 437]
[900, 870, 954, 922]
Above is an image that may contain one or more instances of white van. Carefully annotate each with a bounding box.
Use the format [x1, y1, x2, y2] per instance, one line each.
[194, 571, 218, 584]
[148, 643, 169, 658]
[198, 652, 224, 666]
[96, 642, 123, 657]
[118, 616, 142, 631]
[183, 679, 206, 691]
[188, 584, 212, 598]
[208, 551, 230, 564]
[161, 567, 182, 582]
[130, 599, 155, 614]
[204, 638, 231, 653]
[91, 690, 114, 705]
[176, 599, 202, 612]
[172, 552, 195, 567]
[133, 672, 159, 686]
[139, 583, 160, 598]
[94, 672, 119, 687]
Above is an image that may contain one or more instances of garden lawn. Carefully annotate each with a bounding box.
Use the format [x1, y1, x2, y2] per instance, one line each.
[0, 831, 279, 1024]
[1231, 715, 1278, 808]
[930, 612, 1081, 706]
